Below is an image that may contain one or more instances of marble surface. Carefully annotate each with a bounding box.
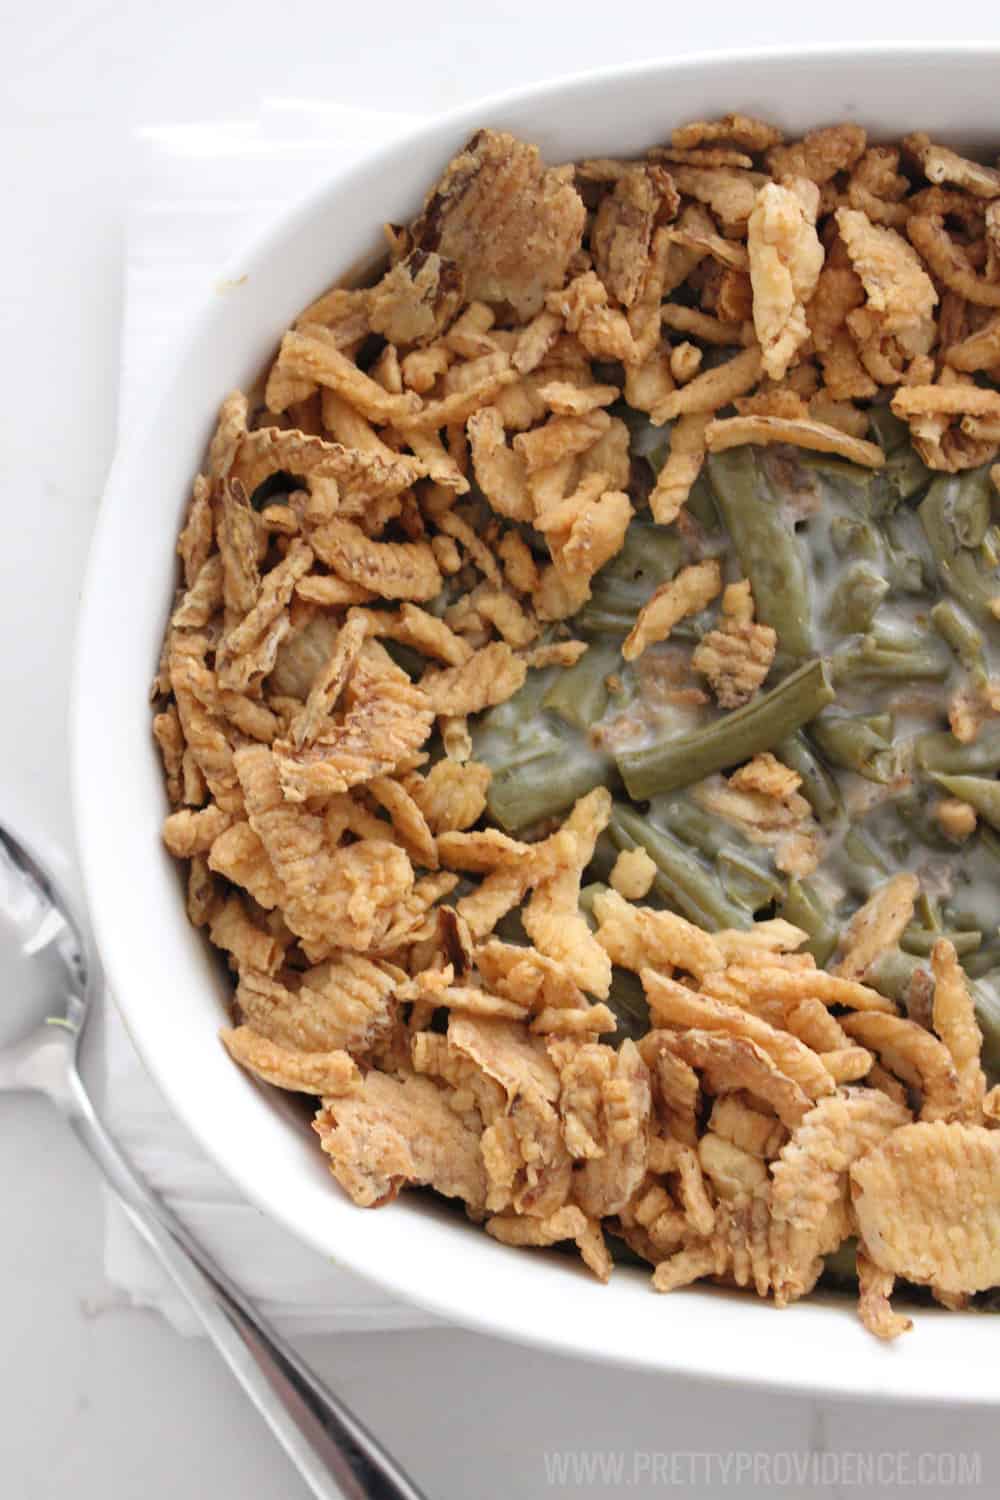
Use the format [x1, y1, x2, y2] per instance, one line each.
[4, 4, 1000, 1494]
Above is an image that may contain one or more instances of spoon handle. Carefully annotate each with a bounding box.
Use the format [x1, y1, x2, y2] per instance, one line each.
[61, 1063, 427, 1500]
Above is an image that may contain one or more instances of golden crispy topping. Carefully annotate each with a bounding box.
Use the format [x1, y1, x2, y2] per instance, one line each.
[851, 1121, 1000, 1294]
[222, 1026, 359, 1097]
[411, 130, 585, 319]
[834, 874, 919, 981]
[748, 178, 824, 379]
[315, 1070, 487, 1210]
[705, 413, 885, 467]
[767, 124, 867, 185]
[692, 579, 777, 710]
[608, 846, 657, 901]
[622, 559, 721, 660]
[158, 117, 1000, 1330]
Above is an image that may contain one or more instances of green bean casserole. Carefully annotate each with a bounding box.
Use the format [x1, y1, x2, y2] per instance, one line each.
[154, 117, 1000, 1339]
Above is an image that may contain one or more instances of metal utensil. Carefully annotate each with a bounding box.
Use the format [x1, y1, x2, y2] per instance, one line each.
[0, 821, 426, 1500]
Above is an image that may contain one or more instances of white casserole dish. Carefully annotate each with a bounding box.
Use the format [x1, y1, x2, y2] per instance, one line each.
[74, 44, 1000, 1401]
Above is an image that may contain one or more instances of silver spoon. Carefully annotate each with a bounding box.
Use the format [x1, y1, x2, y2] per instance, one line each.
[0, 820, 426, 1500]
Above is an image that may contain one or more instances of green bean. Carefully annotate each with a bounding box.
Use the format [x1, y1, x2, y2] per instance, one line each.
[653, 797, 789, 912]
[493, 904, 530, 947]
[982, 524, 1000, 571]
[801, 455, 890, 517]
[542, 640, 619, 732]
[382, 639, 426, 679]
[707, 448, 814, 657]
[978, 825, 1000, 865]
[473, 666, 616, 830]
[883, 511, 936, 595]
[829, 516, 881, 561]
[604, 968, 651, 1042]
[915, 722, 1000, 776]
[870, 619, 931, 652]
[717, 850, 784, 913]
[586, 834, 620, 887]
[822, 1237, 859, 1291]
[883, 444, 932, 504]
[931, 773, 1000, 832]
[651, 798, 786, 909]
[618, 658, 835, 800]
[889, 785, 955, 853]
[650, 797, 730, 858]
[809, 711, 897, 783]
[824, 562, 889, 636]
[484, 741, 612, 832]
[841, 828, 891, 898]
[919, 467, 1000, 625]
[867, 405, 909, 454]
[914, 889, 941, 930]
[609, 805, 750, 931]
[578, 882, 608, 923]
[830, 639, 950, 685]
[901, 926, 982, 958]
[574, 520, 682, 635]
[776, 733, 843, 829]
[930, 599, 985, 670]
[684, 470, 721, 534]
[863, 947, 927, 1004]
[954, 475, 992, 548]
[963, 948, 1000, 980]
[778, 876, 839, 966]
[973, 976, 1000, 1085]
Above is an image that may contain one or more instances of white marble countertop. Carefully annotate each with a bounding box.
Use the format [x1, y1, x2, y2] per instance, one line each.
[5, 4, 1000, 1495]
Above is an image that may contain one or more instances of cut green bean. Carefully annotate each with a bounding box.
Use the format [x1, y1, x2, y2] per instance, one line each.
[919, 467, 1000, 625]
[822, 1237, 859, 1291]
[609, 805, 750, 931]
[982, 524, 1000, 571]
[915, 722, 1000, 777]
[867, 405, 909, 454]
[484, 742, 612, 832]
[684, 470, 722, 534]
[891, 788, 954, 853]
[575, 521, 682, 635]
[964, 948, 1000, 980]
[830, 639, 950, 685]
[650, 797, 731, 858]
[800, 455, 890, 517]
[824, 562, 890, 636]
[474, 672, 615, 831]
[707, 448, 814, 657]
[883, 443, 932, 504]
[542, 640, 619, 732]
[930, 600, 984, 670]
[717, 849, 784, 913]
[931, 773, 1000, 832]
[973, 976, 1000, 1085]
[778, 876, 839, 966]
[883, 509, 937, 596]
[382, 639, 427, 680]
[901, 925, 982, 958]
[604, 968, 651, 1042]
[809, 710, 897, 783]
[776, 733, 843, 828]
[578, 882, 607, 924]
[977, 825, 1000, 864]
[830, 516, 881, 561]
[863, 948, 927, 1005]
[840, 828, 891, 898]
[586, 834, 621, 887]
[618, 658, 835, 800]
